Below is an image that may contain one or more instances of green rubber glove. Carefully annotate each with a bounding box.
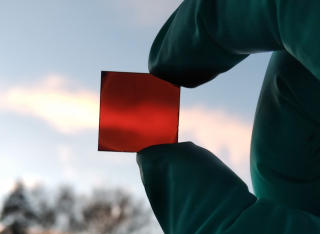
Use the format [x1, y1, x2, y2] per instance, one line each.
[137, 142, 320, 233]
[137, 0, 320, 232]
[251, 50, 320, 217]
[149, 0, 320, 88]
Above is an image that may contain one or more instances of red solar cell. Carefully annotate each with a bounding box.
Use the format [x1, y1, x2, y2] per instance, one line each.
[98, 71, 180, 152]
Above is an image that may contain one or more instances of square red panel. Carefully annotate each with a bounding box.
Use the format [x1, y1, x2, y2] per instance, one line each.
[98, 71, 180, 152]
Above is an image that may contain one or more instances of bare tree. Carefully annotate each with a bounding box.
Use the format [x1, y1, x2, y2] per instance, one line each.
[81, 188, 154, 234]
[1, 183, 163, 234]
[29, 186, 56, 232]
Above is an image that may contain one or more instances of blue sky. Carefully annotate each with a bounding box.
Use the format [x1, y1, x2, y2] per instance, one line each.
[0, 0, 272, 224]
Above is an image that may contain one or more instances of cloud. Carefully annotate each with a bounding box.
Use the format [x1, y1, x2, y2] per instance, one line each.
[179, 106, 253, 186]
[0, 77, 253, 185]
[0, 76, 99, 134]
[111, 0, 182, 27]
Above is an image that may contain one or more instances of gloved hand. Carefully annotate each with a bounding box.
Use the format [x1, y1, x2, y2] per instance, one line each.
[149, 0, 320, 88]
[137, 0, 320, 232]
[137, 142, 320, 234]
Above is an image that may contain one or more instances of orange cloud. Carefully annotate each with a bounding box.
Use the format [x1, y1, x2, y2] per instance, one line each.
[0, 78, 253, 187]
[179, 106, 253, 187]
[0, 76, 99, 134]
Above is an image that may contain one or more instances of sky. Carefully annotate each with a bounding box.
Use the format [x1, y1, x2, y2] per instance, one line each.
[0, 0, 273, 227]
